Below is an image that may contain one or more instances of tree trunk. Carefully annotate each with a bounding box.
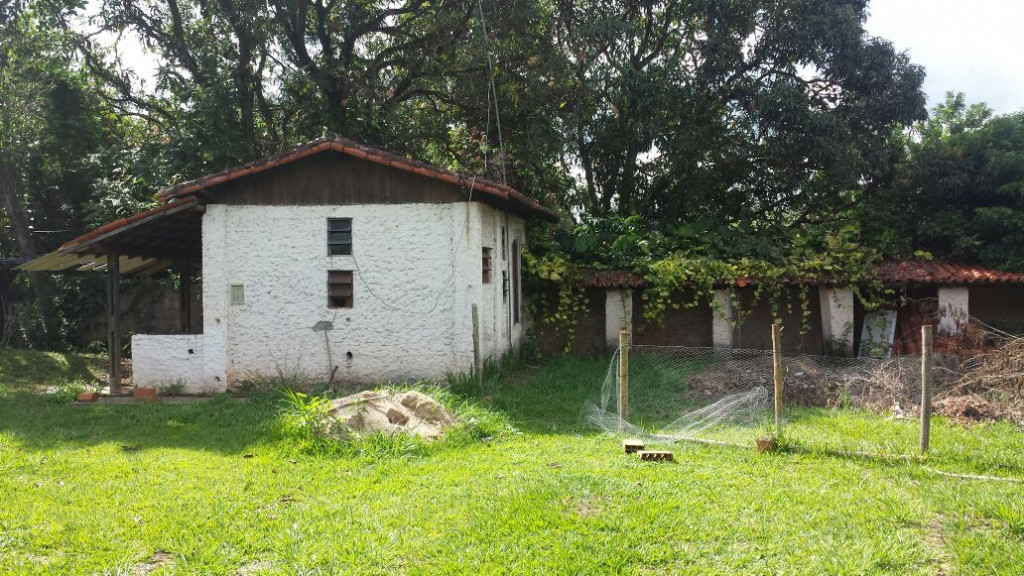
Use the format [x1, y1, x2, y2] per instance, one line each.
[0, 155, 61, 344]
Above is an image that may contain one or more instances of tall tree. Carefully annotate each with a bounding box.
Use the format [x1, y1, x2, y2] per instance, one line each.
[877, 92, 1024, 271]
[550, 0, 926, 250]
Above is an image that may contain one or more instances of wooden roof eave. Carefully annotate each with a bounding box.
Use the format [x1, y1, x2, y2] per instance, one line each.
[16, 200, 204, 276]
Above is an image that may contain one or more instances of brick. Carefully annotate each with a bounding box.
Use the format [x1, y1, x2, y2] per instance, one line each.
[638, 450, 673, 462]
[623, 440, 645, 454]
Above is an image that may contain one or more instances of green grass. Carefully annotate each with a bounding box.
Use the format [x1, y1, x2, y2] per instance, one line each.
[0, 350, 1022, 574]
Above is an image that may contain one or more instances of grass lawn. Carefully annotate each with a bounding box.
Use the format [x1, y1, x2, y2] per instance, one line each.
[1, 349, 1022, 574]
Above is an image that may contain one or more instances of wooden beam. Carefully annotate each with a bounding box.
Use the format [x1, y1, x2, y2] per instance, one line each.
[106, 252, 122, 394]
[178, 262, 193, 334]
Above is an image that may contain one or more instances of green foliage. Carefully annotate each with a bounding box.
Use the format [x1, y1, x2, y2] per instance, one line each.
[863, 92, 1024, 271]
[529, 213, 884, 340]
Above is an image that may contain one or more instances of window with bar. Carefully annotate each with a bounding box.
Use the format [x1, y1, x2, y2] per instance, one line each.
[328, 218, 352, 255]
[482, 248, 493, 284]
[328, 270, 353, 308]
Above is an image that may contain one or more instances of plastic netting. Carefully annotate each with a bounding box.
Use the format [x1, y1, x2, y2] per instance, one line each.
[587, 345, 955, 455]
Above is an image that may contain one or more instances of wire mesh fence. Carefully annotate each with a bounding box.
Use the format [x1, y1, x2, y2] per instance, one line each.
[587, 337, 965, 457]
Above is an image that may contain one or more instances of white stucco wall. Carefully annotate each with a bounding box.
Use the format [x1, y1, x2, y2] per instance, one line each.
[131, 334, 207, 392]
[711, 288, 735, 348]
[194, 201, 525, 390]
[604, 288, 633, 351]
[473, 204, 526, 361]
[819, 287, 855, 355]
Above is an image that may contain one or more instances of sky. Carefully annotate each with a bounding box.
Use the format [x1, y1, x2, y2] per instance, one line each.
[865, 0, 1024, 114]
[95, 0, 1024, 116]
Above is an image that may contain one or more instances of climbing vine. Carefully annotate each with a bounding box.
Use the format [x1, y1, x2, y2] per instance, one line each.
[526, 219, 891, 355]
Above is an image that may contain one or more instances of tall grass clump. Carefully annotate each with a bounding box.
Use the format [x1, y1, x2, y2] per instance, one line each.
[276, 379, 518, 460]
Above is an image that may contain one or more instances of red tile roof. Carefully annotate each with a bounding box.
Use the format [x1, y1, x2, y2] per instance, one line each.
[156, 135, 558, 222]
[877, 260, 1024, 285]
[580, 261, 1024, 289]
[580, 269, 646, 288]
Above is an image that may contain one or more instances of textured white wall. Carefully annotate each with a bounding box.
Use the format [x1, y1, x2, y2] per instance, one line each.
[190, 202, 524, 390]
[604, 288, 633, 350]
[711, 288, 735, 348]
[131, 334, 208, 392]
[819, 287, 855, 355]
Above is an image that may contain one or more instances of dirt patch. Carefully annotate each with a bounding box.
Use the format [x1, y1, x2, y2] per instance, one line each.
[682, 354, 930, 412]
[933, 336, 1024, 425]
[133, 550, 174, 575]
[329, 390, 455, 439]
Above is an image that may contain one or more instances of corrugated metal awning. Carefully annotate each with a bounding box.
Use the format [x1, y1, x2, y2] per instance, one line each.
[18, 198, 203, 276]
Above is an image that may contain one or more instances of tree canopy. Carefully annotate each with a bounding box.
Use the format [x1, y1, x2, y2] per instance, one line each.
[1, 0, 1022, 347]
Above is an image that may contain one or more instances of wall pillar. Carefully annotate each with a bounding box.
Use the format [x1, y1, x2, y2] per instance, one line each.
[605, 288, 632, 351]
[819, 286, 855, 356]
[712, 288, 735, 348]
[938, 286, 969, 335]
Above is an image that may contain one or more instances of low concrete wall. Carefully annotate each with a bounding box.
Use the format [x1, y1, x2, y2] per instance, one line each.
[132, 334, 210, 393]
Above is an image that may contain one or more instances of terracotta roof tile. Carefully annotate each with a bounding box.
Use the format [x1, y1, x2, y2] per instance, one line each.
[156, 135, 558, 222]
[579, 270, 646, 288]
[580, 261, 1024, 289]
[877, 261, 1024, 285]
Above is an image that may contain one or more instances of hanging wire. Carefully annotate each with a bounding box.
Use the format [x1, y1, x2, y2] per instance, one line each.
[476, 0, 507, 185]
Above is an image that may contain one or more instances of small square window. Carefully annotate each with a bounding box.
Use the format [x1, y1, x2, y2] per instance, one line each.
[328, 270, 353, 308]
[328, 218, 352, 256]
[482, 248, 493, 284]
[230, 284, 245, 306]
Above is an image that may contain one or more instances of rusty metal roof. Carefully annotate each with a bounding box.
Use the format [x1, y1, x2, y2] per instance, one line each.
[157, 135, 558, 222]
[18, 198, 203, 276]
[580, 261, 1024, 289]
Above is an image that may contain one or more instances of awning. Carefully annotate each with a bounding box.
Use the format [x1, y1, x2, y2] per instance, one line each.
[18, 198, 204, 276]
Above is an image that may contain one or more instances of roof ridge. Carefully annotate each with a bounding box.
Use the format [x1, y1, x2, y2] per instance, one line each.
[155, 135, 557, 222]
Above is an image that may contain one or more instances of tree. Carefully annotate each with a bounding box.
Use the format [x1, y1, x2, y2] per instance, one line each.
[883, 92, 1024, 271]
[549, 0, 926, 253]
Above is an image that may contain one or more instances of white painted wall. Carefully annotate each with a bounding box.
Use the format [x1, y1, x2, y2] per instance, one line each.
[604, 288, 633, 351]
[131, 334, 207, 392]
[190, 202, 524, 390]
[711, 288, 735, 348]
[819, 287, 855, 355]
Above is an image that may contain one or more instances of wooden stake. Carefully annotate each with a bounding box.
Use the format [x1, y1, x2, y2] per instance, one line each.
[106, 253, 121, 395]
[471, 304, 482, 387]
[618, 330, 630, 425]
[178, 262, 192, 334]
[771, 323, 783, 434]
[920, 324, 933, 455]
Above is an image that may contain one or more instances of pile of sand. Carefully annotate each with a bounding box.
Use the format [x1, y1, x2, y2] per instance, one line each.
[328, 390, 455, 438]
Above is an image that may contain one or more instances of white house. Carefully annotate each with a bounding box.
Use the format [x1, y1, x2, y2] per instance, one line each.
[21, 137, 558, 393]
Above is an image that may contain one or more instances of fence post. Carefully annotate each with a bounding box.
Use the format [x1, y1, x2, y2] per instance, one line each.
[618, 330, 630, 425]
[771, 323, 784, 434]
[471, 304, 482, 388]
[920, 324, 933, 455]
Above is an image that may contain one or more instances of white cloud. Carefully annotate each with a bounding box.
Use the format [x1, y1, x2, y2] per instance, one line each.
[866, 0, 1024, 114]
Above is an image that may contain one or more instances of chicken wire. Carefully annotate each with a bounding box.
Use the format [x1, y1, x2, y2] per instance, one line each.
[588, 344, 952, 456]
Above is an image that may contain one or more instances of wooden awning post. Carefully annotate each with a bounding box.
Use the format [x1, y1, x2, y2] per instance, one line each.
[178, 262, 192, 334]
[106, 252, 122, 394]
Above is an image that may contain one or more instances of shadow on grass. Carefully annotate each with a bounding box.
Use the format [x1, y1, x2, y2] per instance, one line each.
[448, 354, 612, 436]
[0, 349, 106, 389]
[0, 390, 286, 455]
